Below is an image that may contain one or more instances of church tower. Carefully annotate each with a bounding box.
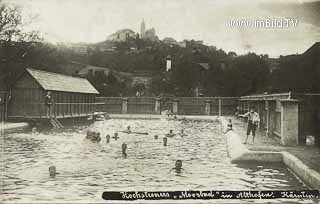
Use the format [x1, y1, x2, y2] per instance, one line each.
[140, 19, 146, 39]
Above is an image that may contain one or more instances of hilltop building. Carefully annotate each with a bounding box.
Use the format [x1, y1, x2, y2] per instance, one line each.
[163, 37, 178, 45]
[107, 29, 136, 42]
[140, 19, 158, 41]
[140, 19, 146, 39]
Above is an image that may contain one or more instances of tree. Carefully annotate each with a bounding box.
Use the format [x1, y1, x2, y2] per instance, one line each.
[0, 0, 41, 90]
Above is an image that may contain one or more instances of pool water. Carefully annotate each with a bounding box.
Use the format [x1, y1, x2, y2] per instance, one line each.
[1, 119, 308, 202]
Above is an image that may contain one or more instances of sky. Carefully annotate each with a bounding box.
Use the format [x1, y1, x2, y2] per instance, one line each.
[7, 0, 320, 57]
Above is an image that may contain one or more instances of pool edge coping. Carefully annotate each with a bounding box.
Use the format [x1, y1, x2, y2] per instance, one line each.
[0, 122, 29, 133]
[219, 116, 320, 189]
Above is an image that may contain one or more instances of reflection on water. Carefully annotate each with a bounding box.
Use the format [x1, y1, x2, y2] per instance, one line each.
[1, 119, 308, 202]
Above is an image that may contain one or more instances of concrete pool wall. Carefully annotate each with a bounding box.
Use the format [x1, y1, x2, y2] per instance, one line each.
[0, 122, 29, 133]
[220, 117, 320, 189]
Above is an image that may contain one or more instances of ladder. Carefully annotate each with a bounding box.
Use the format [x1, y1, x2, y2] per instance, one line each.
[50, 118, 64, 128]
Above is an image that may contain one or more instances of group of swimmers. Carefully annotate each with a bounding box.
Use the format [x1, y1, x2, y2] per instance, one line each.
[49, 125, 187, 177]
[86, 130, 102, 142]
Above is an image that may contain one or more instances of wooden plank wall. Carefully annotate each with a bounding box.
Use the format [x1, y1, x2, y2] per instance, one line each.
[9, 89, 96, 118]
[0, 91, 7, 122]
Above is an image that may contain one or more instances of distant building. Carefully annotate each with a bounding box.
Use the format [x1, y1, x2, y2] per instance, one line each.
[107, 29, 136, 42]
[145, 28, 158, 41]
[140, 19, 146, 39]
[163, 37, 178, 45]
[140, 19, 158, 41]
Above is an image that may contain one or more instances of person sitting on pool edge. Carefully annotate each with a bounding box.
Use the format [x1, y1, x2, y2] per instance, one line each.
[171, 160, 184, 173]
[166, 130, 175, 137]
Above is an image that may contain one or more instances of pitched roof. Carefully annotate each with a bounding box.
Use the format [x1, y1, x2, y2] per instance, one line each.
[26, 68, 99, 94]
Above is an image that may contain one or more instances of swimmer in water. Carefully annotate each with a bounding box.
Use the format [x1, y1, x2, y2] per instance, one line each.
[163, 136, 168, 146]
[89, 132, 100, 142]
[86, 130, 94, 140]
[154, 135, 158, 140]
[31, 127, 39, 134]
[166, 130, 175, 137]
[95, 132, 101, 142]
[122, 143, 127, 155]
[112, 132, 119, 140]
[171, 160, 184, 173]
[49, 166, 60, 178]
[125, 126, 131, 133]
[106, 134, 110, 143]
[179, 129, 187, 137]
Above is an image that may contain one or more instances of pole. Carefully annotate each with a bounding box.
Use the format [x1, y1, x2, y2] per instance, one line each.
[218, 97, 221, 117]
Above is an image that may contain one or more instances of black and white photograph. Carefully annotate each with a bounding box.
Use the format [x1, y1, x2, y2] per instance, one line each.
[0, 0, 320, 203]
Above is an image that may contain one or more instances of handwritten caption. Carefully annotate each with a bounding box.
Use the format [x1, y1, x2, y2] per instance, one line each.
[102, 190, 319, 200]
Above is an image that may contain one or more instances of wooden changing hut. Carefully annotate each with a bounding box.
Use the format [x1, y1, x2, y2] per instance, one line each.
[8, 68, 99, 125]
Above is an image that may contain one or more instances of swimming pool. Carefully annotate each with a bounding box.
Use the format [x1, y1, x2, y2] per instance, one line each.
[1, 118, 308, 203]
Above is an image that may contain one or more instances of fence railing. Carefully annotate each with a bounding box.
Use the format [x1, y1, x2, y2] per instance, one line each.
[96, 97, 239, 115]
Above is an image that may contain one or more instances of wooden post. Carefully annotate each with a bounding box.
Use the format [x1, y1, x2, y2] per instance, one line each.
[205, 100, 211, 115]
[265, 100, 270, 137]
[122, 98, 128, 114]
[218, 97, 221, 117]
[172, 99, 179, 114]
[280, 99, 299, 146]
[155, 98, 161, 114]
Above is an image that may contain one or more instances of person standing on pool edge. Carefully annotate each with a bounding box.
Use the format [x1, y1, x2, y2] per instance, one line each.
[243, 106, 260, 144]
[45, 91, 53, 118]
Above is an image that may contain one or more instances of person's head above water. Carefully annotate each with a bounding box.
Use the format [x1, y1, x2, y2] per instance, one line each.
[127, 126, 131, 130]
[169, 130, 173, 134]
[49, 166, 56, 177]
[122, 143, 127, 150]
[175, 160, 183, 169]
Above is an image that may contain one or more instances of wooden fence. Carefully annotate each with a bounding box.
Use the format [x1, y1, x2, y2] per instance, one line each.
[96, 97, 238, 115]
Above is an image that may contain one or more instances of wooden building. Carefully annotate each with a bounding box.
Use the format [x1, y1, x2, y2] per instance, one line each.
[8, 68, 99, 124]
[0, 91, 7, 122]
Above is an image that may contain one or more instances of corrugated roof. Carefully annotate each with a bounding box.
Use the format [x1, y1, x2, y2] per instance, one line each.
[26, 68, 99, 94]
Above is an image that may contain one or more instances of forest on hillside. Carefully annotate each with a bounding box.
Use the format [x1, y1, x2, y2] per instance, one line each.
[0, 1, 319, 97]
